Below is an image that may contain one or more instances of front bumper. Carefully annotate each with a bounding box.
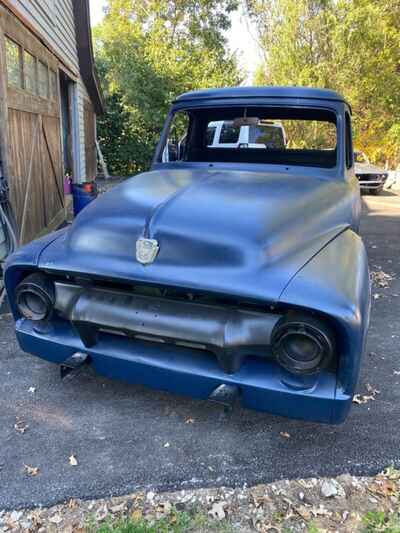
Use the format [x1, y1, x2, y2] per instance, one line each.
[54, 282, 282, 373]
[16, 318, 352, 424]
[359, 181, 384, 190]
[357, 175, 388, 190]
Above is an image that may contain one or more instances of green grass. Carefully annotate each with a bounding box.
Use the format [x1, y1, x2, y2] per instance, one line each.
[362, 511, 400, 533]
[88, 508, 232, 533]
[306, 525, 322, 533]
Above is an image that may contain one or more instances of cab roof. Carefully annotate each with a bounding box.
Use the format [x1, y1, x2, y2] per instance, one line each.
[175, 86, 350, 109]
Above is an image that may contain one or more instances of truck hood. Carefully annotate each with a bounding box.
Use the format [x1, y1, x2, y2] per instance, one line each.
[355, 162, 386, 175]
[39, 168, 352, 303]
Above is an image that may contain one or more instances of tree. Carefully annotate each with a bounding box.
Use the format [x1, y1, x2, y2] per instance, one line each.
[247, 0, 400, 167]
[95, 0, 242, 175]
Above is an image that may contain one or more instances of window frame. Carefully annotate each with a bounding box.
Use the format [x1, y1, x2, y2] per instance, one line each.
[49, 69, 58, 101]
[4, 34, 56, 102]
[345, 111, 353, 169]
[161, 110, 191, 163]
[38, 59, 50, 100]
[23, 49, 38, 95]
[5, 36, 23, 89]
[155, 105, 341, 171]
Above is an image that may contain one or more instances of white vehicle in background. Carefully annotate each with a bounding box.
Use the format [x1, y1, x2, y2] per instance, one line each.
[207, 120, 287, 150]
[162, 119, 287, 162]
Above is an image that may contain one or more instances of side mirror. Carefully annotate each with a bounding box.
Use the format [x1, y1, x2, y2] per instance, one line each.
[168, 142, 179, 161]
[178, 137, 187, 160]
[162, 142, 179, 162]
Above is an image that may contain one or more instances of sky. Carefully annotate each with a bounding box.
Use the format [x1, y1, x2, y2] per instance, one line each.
[88, 0, 261, 83]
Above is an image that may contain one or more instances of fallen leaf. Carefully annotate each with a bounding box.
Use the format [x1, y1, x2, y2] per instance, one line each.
[366, 383, 381, 395]
[294, 505, 312, 520]
[353, 394, 373, 404]
[110, 502, 126, 513]
[370, 270, 393, 288]
[69, 455, 78, 466]
[353, 385, 380, 405]
[368, 479, 397, 497]
[280, 431, 290, 439]
[310, 504, 331, 517]
[156, 501, 172, 514]
[208, 501, 226, 520]
[48, 514, 62, 525]
[24, 464, 39, 476]
[14, 417, 29, 434]
[95, 505, 108, 521]
[9, 511, 23, 523]
[131, 509, 142, 521]
[379, 466, 400, 480]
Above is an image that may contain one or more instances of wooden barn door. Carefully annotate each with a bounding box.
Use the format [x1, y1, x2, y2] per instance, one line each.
[0, 6, 65, 244]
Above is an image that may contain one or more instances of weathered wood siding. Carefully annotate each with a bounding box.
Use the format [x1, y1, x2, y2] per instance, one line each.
[4, 0, 93, 182]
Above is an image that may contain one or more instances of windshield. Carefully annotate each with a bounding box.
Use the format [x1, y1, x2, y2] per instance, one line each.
[161, 106, 338, 168]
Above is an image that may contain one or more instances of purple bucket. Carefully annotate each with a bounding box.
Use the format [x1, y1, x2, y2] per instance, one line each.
[64, 175, 72, 195]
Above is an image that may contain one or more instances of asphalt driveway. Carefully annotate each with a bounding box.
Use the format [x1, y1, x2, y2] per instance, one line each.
[1, 191, 399, 510]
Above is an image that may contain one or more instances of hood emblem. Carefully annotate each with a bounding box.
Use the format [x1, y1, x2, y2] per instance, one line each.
[136, 238, 159, 265]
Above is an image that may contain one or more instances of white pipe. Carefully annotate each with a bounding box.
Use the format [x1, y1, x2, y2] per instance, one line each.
[0, 287, 5, 311]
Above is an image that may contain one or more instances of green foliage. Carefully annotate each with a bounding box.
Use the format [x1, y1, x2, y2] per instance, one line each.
[247, 0, 400, 167]
[362, 510, 400, 532]
[89, 508, 232, 533]
[95, 0, 242, 175]
[306, 525, 322, 533]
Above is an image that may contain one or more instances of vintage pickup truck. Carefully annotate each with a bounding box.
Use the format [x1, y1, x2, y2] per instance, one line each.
[4, 87, 370, 424]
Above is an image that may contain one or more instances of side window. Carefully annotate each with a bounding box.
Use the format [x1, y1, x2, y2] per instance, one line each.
[219, 122, 240, 144]
[5, 37, 56, 102]
[24, 50, 37, 95]
[162, 111, 190, 162]
[38, 61, 49, 99]
[49, 69, 58, 100]
[5, 37, 22, 88]
[345, 112, 353, 169]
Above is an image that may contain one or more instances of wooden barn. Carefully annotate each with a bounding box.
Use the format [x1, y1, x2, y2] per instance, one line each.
[0, 0, 102, 244]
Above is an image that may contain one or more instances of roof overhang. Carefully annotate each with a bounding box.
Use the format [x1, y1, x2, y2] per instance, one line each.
[72, 0, 103, 114]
